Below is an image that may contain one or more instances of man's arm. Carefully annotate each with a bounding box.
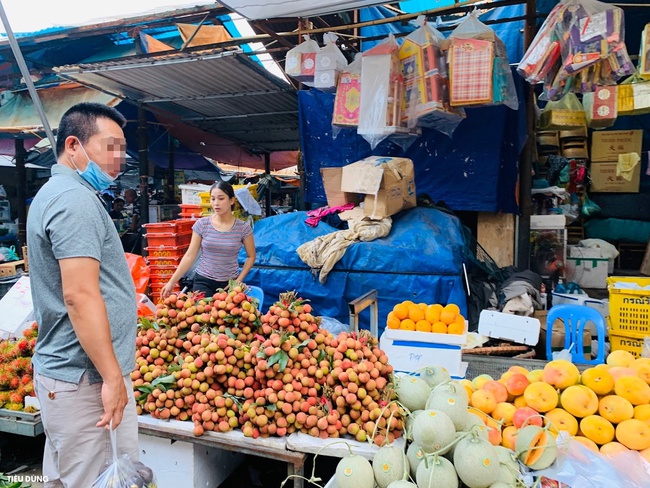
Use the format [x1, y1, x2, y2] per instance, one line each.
[59, 257, 128, 429]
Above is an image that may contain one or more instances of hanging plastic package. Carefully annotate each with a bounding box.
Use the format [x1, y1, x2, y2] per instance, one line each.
[519, 0, 634, 100]
[538, 92, 586, 130]
[358, 34, 411, 149]
[285, 34, 319, 85]
[582, 85, 617, 129]
[314, 32, 348, 92]
[332, 53, 362, 133]
[448, 11, 519, 110]
[617, 74, 650, 116]
[398, 15, 465, 137]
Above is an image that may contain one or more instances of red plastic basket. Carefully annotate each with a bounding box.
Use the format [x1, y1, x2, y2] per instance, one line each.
[179, 204, 202, 218]
[149, 265, 177, 278]
[146, 256, 182, 267]
[145, 232, 192, 247]
[143, 219, 194, 235]
[145, 245, 189, 258]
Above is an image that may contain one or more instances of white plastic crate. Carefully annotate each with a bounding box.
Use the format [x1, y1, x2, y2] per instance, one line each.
[179, 184, 211, 205]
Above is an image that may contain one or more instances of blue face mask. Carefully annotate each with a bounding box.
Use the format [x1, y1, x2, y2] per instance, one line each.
[70, 141, 116, 192]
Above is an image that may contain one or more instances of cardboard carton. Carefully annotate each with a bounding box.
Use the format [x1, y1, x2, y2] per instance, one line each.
[583, 86, 617, 129]
[590, 161, 640, 193]
[314, 70, 338, 92]
[320, 167, 361, 208]
[340, 156, 416, 219]
[591, 130, 643, 162]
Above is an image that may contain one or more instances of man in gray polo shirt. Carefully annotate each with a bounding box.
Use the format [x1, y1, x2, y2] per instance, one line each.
[27, 103, 138, 487]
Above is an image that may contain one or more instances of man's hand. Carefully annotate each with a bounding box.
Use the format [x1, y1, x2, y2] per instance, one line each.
[96, 377, 128, 430]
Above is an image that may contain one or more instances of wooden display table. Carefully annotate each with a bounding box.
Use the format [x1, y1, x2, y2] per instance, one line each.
[138, 415, 306, 488]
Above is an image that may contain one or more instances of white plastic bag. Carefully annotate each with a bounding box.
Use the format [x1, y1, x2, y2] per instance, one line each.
[93, 426, 157, 488]
[314, 32, 348, 92]
[234, 184, 262, 216]
[285, 34, 320, 84]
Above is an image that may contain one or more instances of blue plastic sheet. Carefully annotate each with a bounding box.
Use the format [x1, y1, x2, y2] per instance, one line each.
[239, 207, 468, 335]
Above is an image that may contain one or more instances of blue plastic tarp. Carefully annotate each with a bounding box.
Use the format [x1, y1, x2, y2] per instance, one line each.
[238, 206, 468, 335]
[299, 85, 526, 213]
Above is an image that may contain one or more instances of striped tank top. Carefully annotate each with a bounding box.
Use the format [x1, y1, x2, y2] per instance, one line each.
[192, 217, 252, 281]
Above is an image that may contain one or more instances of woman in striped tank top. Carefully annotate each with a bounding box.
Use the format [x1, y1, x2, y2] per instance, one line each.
[161, 181, 256, 297]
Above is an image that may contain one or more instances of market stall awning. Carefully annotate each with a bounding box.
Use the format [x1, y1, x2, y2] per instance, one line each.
[54, 49, 300, 154]
[0, 83, 119, 134]
[219, 0, 391, 20]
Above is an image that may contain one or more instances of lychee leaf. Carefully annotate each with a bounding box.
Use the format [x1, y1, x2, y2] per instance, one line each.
[151, 373, 176, 388]
[278, 351, 289, 372]
[225, 329, 237, 340]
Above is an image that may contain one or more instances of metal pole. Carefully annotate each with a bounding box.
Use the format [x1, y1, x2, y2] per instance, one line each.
[138, 106, 150, 224]
[264, 152, 271, 218]
[15, 138, 26, 248]
[167, 134, 175, 203]
[0, 1, 56, 153]
[516, 0, 536, 269]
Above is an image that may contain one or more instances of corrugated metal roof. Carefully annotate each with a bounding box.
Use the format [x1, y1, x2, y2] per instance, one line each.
[55, 49, 299, 153]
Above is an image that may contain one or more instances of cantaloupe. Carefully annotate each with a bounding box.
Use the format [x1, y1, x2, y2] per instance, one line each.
[387, 481, 418, 488]
[494, 447, 520, 486]
[396, 375, 432, 413]
[453, 435, 500, 488]
[415, 454, 458, 488]
[406, 442, 425, 479]
[373, 445, 410, 488]
[463, 412, 486, 432]
[488, 483, 513, 488]
[515, 425, 557, 470]
[419, 366, 452, 388]
[412, 409, 456, 455]
[335, 454, 374, 488]
[425, 382, 469, 431]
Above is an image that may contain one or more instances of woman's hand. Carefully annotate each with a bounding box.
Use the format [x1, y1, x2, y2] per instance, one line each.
[161, 280, 177, 298]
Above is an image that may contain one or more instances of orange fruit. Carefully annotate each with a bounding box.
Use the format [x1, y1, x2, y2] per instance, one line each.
[408, 305, 424, 322]
[443, 303, 460, 316]
[440, 309, 457, 325]
[386, 312, 400, 330]
[415, 320, 431, 332]
[425, 304, 442, 323]
[400, 319, 416, 331]
[454, 314, 465, 325]
[431, 321, 448, 334]
[393, 303, 409, 320]
[447, 322, 464, 335]
[417, 302, 428, 310]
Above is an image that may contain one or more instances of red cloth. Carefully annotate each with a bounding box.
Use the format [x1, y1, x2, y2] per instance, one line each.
[305, 203, 356, 227]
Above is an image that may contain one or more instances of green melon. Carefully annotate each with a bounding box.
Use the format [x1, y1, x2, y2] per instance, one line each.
[335, 454, 374, 488]
[396, 375, 431, 413]
[386, 481, 418, 488]
[515, 425, 557, 471]
[453, 435, 500, 488]
[488, 483, 513, 488]
[419, 366, 452, 388]
[405, 409, 423, 439]
[406, 442, 425, 479]
[373, 444, 410, 488]
[415, 454, 458, 488]
[463, 413, 486, 432]
[425, 382, 469, 431]
[412, 409, 456, 455]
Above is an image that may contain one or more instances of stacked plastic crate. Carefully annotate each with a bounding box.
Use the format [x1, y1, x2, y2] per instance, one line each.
[178, 184, 211, 219]
[143, 220, 194, 301]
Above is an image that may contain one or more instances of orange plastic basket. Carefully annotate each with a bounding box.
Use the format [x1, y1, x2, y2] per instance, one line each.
[146, 256, 182, 267]
[144, 245, 189, 258]
[145, 232, 192, 248]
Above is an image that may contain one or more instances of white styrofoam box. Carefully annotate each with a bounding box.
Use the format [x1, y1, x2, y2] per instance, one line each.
[139, 433, 243, 488]
[383, 325, 467, 346]
[379, 332, 466, 378]
[478, 310, 540, 346]
[530, 214, 567, 229]
[568, 245, 602, 259]
[179, 183, 211, 205]
[565, 256, 609, 289]
[0, 276, 34, 340]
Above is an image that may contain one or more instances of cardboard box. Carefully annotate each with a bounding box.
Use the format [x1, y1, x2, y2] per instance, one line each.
[590, 130, 643, 162]
[538, 109, 586, 131]
[449, 38, 494, 106]
[314, 69, 338, 91]
[590, 161, 640, 193]
[583, 86, 617, 129]
[332, 71, 361, 127]
[399, 37, 444, 80]
[320, 167, 361, 208]
[617, 83, 650, 116]
[340, 156, 416, 219]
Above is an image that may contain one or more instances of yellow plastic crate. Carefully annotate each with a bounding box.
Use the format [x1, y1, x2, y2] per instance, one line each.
[609, 332, 646, 358]
[607, 276, 650, 336]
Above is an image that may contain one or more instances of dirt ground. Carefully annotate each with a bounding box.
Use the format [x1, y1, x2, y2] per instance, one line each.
[0, 433, 335, 487]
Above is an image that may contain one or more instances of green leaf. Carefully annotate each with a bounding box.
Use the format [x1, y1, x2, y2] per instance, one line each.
[278, 351, 289, 372]
[256, 350, 267, 358]
[166, 363, 181, 373]
[267, 351, 283, 368]
[225, 328, 237, 340]
[136, 392, 149, 404]
[151, 373, 176, 388]
[266, 403, 277, 412]
[296, 339, 310, 351]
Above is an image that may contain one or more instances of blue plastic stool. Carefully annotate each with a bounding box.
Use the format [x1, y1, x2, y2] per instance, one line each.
[545, 304, 606, 365]
[247, 286, 264, 309]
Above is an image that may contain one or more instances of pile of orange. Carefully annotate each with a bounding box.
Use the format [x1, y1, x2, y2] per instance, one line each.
[386, 301, 465, 334]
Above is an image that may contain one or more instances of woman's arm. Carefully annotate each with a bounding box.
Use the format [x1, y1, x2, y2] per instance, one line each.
[236, 233, 256, 283]
[161, 231, 202, 296]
